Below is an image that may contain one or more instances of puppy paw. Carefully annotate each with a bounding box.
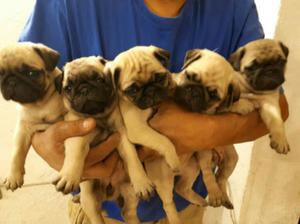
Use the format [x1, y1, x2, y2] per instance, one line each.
[175, 187, 207, 207]
[208, 187, 224, 208]
[222, 199, 234, 210]
[72, 194, 81, 204]
[220, 192, 234, 209]
[231, 99, 255, 115]
[4, 172, 24, 191]
[52, 170, 81, 194]
[132, 178, 154, 200]
[269, 135, 290, 154]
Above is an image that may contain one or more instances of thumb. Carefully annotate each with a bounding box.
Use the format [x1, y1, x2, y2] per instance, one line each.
[52, 118, 97, 142]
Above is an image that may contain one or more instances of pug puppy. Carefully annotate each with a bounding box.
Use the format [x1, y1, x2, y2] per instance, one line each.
[173, 49, 240, 209]
[0, 42, 65, 191]
[57, 56, 140, 224]
[228, 39, 290, 154]
[107, 46, 183, 224]
[108, 46, 180, 171]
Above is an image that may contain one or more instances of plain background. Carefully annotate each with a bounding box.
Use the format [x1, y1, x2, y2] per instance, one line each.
[0, 0, 299, 223]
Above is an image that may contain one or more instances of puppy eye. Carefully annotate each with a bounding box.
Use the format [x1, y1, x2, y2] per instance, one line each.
[96, 77, 104, 83]
[154, 73, 167, 83]
[26, 70, 40, 77]
[64, 85, 72, 92]
[186, 73, 196, 81]
[186, 74, 192, 81]
[124, 84, 140, 95]
[244, 66, 256, 72]
[208, 89, 219, 100]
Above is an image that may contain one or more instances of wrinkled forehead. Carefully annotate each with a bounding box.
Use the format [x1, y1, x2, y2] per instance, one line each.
[0, 46, 44, 72]
[184, 51, 234, 91]
[115, 49, 167, 85]
[243, 41, 285, 64]
[63, 58, 106, 86]
[186, 51, 233, 76]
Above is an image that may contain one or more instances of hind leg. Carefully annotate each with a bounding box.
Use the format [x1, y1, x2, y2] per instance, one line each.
[175, 155, 207, 206]
[119, 183, 140, 224]
[80, 180, 106, 224]
[196, 150, 224, 208]
[145, 159, 182, 224]
[215, 145, 238, 209]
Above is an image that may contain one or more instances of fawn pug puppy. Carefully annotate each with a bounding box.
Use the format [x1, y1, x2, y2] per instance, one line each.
[57, 56, 140, 224]
[0, 42, 65, 191]
[107, 45, 183, 224]
[173, 49, 240, 209]
[228, 39, 290, 154]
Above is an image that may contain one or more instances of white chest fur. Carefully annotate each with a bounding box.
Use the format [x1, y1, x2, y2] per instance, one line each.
[20, 91, 66, 125]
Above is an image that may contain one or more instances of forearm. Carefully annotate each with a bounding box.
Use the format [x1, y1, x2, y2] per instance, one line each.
[150, 94, 289, 153]
[204, 94, 289, 148]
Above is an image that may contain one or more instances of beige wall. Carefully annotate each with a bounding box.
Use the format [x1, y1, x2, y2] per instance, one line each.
[239, 0, 300, 223]
[0, 1, 70, 223]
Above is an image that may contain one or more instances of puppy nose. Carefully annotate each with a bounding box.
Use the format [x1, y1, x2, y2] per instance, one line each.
[8, 79, 16, 87]
[145, 86, 155, 96]
[80, 87, 89, 96]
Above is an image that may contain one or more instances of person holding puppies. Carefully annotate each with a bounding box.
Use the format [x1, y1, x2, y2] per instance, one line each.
[19, 0, 289, 223]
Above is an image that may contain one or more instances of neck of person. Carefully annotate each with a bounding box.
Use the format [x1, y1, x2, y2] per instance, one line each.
[144, 0, 186, 18]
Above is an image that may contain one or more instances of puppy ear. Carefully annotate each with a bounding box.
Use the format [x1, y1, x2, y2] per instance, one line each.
[221, 81, 241, 108]
[153, 46, 171, 68]
[98, 56, 107, 66]
[33, 44, 60, 71]
[166, 73, 177, 94]
[182, 49, 201, 69]
[228, 48, 245, 71]
[279, 41, 289, 58]
[113, 67, 121, 86]
[54, 71, 64, 94]
[107, 66, 121, 90]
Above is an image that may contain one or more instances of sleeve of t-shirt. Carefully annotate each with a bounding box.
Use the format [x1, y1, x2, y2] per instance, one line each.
[230, 0, 265, 53]
[19, 0, 71, 68]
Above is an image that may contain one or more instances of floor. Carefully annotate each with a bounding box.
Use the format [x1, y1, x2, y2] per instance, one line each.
[0, 100, 70, 224]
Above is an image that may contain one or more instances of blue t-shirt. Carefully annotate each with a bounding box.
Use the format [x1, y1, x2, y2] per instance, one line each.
[19, 0, 264, 222]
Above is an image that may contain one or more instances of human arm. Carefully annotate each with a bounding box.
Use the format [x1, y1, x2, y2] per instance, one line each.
[147, 94, 288, 154]
[31, 118, 121, 179]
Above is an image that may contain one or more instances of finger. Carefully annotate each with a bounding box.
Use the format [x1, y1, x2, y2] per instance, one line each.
[104, 151, 119, 168]
[83, 152, 119, 179]
[52, 118, 97, 142]
[85, 133, 120, 166]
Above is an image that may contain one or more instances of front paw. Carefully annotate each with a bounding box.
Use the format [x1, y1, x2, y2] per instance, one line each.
[4, 172, 24, 191]
[165, 152, 181, 174]
[232, 99, 255, 115]
[52, 170, 81, 194]
[132, 177, 154, 200]
[269, 135, 290, 154]
[207, 186, 225, 208]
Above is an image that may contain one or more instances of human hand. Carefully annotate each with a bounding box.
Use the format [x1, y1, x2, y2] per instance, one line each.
[32, 118, 121, 179]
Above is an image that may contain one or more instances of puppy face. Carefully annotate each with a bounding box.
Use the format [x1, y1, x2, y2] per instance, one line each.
[0, 42, 60, 104]
[109, 46, 172, 110]
[229, 39, 289, 91]
[174, 49, 239, 114]
[61, 56, 115, 116]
